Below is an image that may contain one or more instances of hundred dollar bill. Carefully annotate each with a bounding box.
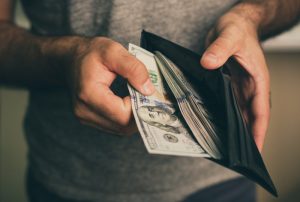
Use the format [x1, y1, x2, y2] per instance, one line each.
[154, 51, 223, 159]
[128, 44, 209, 157]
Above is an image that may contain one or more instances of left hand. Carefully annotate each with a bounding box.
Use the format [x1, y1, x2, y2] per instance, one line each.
[200, 8, 270, 152]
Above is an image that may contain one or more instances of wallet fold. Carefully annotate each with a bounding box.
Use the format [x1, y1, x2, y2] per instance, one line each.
[140, 30, 278, 196]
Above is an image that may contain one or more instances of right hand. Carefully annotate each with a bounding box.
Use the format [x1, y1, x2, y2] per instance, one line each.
[69, 37, 155, 136]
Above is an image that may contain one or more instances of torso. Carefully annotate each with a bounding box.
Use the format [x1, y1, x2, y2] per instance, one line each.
[21, 0, 240, 201]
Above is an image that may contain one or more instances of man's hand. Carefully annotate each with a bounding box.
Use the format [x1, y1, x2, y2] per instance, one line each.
[1, 0, 155, 137]
[70, 37, 155, 136]
[200, 5, 270, 151]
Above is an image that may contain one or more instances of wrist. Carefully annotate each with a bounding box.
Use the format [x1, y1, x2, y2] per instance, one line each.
[37, 36, 91, 87]
[229, 1, 278, 38]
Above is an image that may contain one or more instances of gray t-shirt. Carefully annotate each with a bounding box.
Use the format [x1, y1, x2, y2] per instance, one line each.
[21, 0, 240, 201]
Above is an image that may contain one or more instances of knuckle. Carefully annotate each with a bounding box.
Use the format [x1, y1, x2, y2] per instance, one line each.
[91, 37, 124, 58]
[108, 41, 124, 52]
[89, 37, 110, 54]
[210, 37, 238, 58]
[115, 116, 130, 127]
[214, 38, 229, 51]
[103, 41, 124, 57]
[101, 42, 125, 65]
[74, 104, 86, 119]
[77, 85, 93, 104]
[78, 90, 90, 103]
[91, 37, 112, 47]
[124, 59, 143, 78]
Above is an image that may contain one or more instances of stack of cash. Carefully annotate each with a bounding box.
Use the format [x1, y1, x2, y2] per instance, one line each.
[128, 44, 223, 159]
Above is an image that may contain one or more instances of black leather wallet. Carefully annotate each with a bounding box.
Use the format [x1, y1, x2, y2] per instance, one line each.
[140, 30, 277, 196]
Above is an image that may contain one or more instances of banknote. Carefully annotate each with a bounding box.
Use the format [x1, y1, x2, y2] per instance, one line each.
[128, 44, 209, 157]
[154, 51, 223, 159]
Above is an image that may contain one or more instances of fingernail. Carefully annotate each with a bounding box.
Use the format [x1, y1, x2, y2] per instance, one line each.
[143, 79, 155, 95]
[203, 52, 218, 64]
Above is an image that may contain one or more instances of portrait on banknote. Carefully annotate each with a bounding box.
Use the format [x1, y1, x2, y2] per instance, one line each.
[137, 105, 183, 134]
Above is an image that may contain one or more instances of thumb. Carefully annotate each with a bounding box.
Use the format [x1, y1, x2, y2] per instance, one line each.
[201, 32, 239, 70]
[108, 47, 155, 96]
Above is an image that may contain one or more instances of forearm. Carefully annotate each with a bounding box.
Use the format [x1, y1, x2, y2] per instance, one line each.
[0, 22, 86, 89]
[232, 0, 300, 39]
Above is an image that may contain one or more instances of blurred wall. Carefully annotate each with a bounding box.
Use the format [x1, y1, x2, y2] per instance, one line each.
[0, 2, 29, 202]
[0, 89, 28, 202]
[257, 52, 300, 202]
[1, 1, 300, 202]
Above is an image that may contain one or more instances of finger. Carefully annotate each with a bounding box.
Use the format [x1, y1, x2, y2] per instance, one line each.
[80, 81, 134, 126]
[201, 31, 240, 69]
[103, 43, 155, 95]
[204, 28, 216, 48]
[75, 102, 122, 133]
[83, 100, 139, 136]
[233, 60, 269, 152]
[80, 52, 117, 87]
[77, 103, 138, 136]
[79, 56, 133, 125]
[79, 53, 135, 126]
[235, 47, 270, 152]
[251, 80, 270, 152]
